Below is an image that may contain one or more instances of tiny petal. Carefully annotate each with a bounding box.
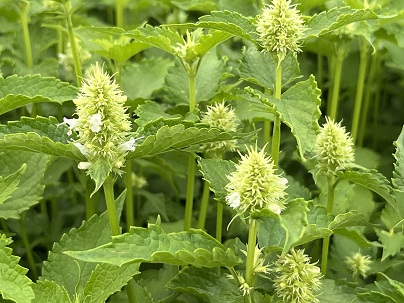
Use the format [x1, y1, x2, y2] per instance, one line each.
[268, 203, 282, 214]
[73, 142, 89, 157]
[119, 137, 143, 152]
[226, 192, 241, 209]
[89, 113, 103, 133]
[78, 162, 91, 170]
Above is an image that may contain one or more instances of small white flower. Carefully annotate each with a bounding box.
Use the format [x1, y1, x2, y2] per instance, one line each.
[226, 192, 241, 209]
[78, 162, 92, 170]
[58, 117, 80, 135]
[73, 142, 89, 157]
[119, 137, 143, 152]
[89, 113, 103, 133]
[268, 203, 282, 214]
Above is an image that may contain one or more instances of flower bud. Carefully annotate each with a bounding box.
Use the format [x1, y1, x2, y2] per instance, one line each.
[345, 252, 371, 279]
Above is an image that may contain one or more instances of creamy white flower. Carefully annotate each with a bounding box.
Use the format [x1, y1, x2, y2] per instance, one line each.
[119, 136, 143, 152]
[226, 192, 241, 209]
[73, 142, 89, 157]
[78, 161, 92, 170]
[268, 203, 282, 215]
[89, 113, 103, 133]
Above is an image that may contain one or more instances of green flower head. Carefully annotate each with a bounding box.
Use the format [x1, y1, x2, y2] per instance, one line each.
[272, 248, 322, 303]
[314, 117, 355, 174]
[225, 145, 288, 215]
[345, 252, 372, 279]
[201, 102, 238, 155]
[256, 0, 305, 62]
[61, 62, 139, 174]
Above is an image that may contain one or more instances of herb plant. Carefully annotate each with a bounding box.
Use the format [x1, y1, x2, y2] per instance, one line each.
[0, 0, 404, 302]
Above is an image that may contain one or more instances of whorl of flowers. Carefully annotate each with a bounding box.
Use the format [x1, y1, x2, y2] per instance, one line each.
[256, 0, 305, 62]
[172, 28, 203, 72]
[314, 117, 355, 174]
[201, 102, 238, 154]
[345, 252, 372, 279]
[58, 41, 92, 78]
[272, 248, 322, 303]
[225, 146, 288, 215]
[61, 62, 138, 174]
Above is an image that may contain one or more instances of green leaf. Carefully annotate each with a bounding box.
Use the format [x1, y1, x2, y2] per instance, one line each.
[375, 273, 404, 303]
[0, 151, 49, 219]
[376, 229, 404, 261]
[328, 210, 371, 230]
[41, 191, 127, 297]
[305, 7, 379, 39]
[171, 0, 217, 11]
[198, 158, 236, 201]
[195, 10, 258, 43]
[239, 47, 300, 90]
[0, 75, 77, 115]
[166, 267, 242, 303]
[32, 280, 71, 303]
[194, 30, 233, 56]
[292, 225, 333, 247]
[257, 216, 285, 251]
[125, 281, 154, 303]
[316, 279, 360, 302]
[0, 163, 25, 205]
[65, 224, 240, 268]
[0, 235, 34, 303]
[88, 157, 112, 196]
[122, 58, 174, 100]
[392, 126, 404, 190]
[134, 101, 182, 128]
[249, 75, 322, 160]
[0, 116, 85, 161]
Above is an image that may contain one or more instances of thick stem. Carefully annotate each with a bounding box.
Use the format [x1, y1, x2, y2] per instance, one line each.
[197, 180, 211, 229]
[19, 214, 38, 280]
[351, 39, 369, 144]
[63, 1, 82, 87]
[321, 175, 336, 275]
[125, 161, 134, 229]
[271, 62, 282, 168]
[245, 218, 258, 290]
[328, 49, 345, 120]
[184, 155, 196, 230]
[116, 0, 125, 28]
[216, 203, 223, 242]
[103, 175, 120, 236]
[19, 2, 33, 69]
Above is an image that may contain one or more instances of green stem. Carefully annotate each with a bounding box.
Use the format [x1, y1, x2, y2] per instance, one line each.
[40, 200, 48, 218]
[116, 0, 125, 28]
[216, 203, 223, 242]
[184, 155, 195, 230]
[86, 179, 97, 220]
[125, 279, 138, 303]
[263, 120, 271, 153]
[351, 39, 369, 144]
[19, 214, 38, 280]
[245, 218, 258, 292]
[19, 1, 33, 69]
[271, 62, 282, 168]
[125, 161, 134, 229]
[189, 74, 197, 112]
[321, 175, 336, 275]
[317, 54, 324, 89]
[197, 180, 211, 229]
[63, 0, 82, 87]
[103, 175, 120, 236]
[328, 49, 345, 120]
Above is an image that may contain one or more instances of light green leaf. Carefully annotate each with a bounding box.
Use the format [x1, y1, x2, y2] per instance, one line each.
[164, 51, 224, 105]
[134, 101, 182, 128]
[83, 263, 140, 303]
[0, 116, 85, 161]
[0, 164, 25, 205]
[198, 158, 236, 201]
[42, 191, 126, 297]
[239, 47, 300, 90]
[171, 0, 217, 11]
[316, 279, 360, 302]
[0, 151, 49, 219]
[257, 216, 285, 251]
[392, 126, 404, 190]
[376, 229, 404, 261]
[32, 280, 71, 303]
[292, 225, 333, 247]
[0, 235, 34, 303]
[166, 267, 242, 303]
[378, 273, 404, 301]
[65, 224, 240, 268]
[328, 210, 371, 230]
[305, 7, 378, 39]
[122, 58, 174, 100]
[125, 281, 154, 303]
[128, 124, 234, 160]
[249, 75, 322, 160]
[0, 75, 77, 115]
[195, 10, 258, 43]
[194, 30, 233, 57]
[88, 157, 112, 196]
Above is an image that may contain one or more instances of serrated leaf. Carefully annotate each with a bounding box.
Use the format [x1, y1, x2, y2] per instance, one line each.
[194, 30, 233, 56]
[0, 116, 85, 160]
[83, 263, 140, 303]
[65, 224, 240, 268]
[0, 235, 34, 303]
[376, 229, 404, 261]
[198, 158, 236, 200]
[392, 126, 404, 190]
[126, 281, 154, 303]
[128, 124, 234, 160]
[305, 7, 379, 39]
[328, 210, 371, 230]
[250, 75, 321, 160]
[316, 279, 360, 302]
[379, 273, 404, 301]
[239, 47, 300, 90]
[0, 75, 77, 115]
[0, 163, 25, 205]
[0, 151, 49, 219]
[257, 216, 285, 250]
[32, 280, 71, 303]
[195, 10, 258, 43]
[88, 157, 112, 196]
[166, 267, 242, 303]
[41, 192, 126, 297]
[134, 101, 182, 128]
[292, 225, 333, 247]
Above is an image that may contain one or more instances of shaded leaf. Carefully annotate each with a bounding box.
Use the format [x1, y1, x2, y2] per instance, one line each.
[0, 163, 25, 205]
[328, 210, 372, 230]
[392, 126, 404, 190]
[376, 229, 404, 261]
[32, 280, 71, 303]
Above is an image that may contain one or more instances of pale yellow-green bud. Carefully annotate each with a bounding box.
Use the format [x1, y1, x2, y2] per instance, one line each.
[345, 252, 372, 279]
[58, 41, 91, 79]
[172, 28, 203, 74]
[272, 248, 322, 303]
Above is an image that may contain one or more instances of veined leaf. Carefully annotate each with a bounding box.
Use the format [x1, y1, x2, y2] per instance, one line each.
[376, 229, 404, 261]
[166, 267, 242, 303]
[195, 10, 258, 43]
[134, 101, 182, 128]
[0, 151, 49, 219]
[0, 75, 77, 115]
[125, 281, 154, 303]
[305, 7, 378, 39]
[65, 223, 240, 268]
[0, 164, 25, 205]
[0, 116, 84, 160]
[316, 279, 360, 302]
[32, 280, 71, 303]
[0, 235, 34, 303]
[392, 126, 404, 190]
[328, 210, 372, 230]
[249, 75, 322, 160]
[194, 30, 233, 57]
[377, 273, 404, 302]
